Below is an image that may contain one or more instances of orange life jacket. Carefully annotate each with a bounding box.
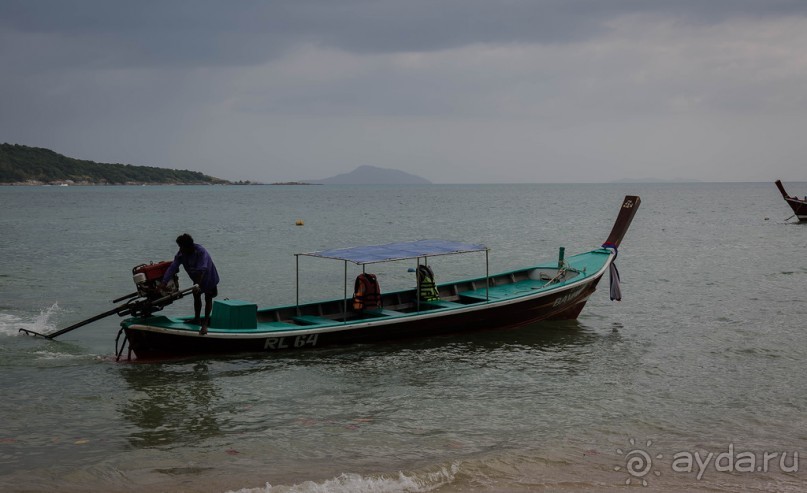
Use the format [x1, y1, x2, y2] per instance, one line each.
[353, 273, 381, 310]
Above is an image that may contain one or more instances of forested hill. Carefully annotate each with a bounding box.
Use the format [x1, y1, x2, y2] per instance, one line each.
[0, 143, 229, 185]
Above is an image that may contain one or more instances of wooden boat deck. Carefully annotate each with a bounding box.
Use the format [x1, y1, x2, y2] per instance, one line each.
[460, 278, 550, 301]
[140, 250, 612, 334]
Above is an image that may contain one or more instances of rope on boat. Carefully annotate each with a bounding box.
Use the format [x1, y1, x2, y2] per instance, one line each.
[602, 243, 622, 301]
[115, 328, 129, 362]
[543, 267, 568, 285]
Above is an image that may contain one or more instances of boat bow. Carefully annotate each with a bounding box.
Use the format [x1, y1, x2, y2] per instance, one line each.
[775, 180, 807, 221]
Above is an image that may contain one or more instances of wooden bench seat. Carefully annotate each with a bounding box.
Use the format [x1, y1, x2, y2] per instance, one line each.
[292, 315, 338, 326]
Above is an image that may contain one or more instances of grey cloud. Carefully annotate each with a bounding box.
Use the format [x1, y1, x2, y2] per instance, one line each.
[2, 1, 807, 183]
[3, 0, 807, 69]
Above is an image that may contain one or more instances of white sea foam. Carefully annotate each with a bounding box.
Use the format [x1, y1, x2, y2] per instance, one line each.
[31, 350, 85, 361]
[0, 303, 62, 337]
[227, 464, 459, 493]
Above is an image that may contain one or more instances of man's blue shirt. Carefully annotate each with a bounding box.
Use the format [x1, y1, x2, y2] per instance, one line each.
[162, 243, 220, 293]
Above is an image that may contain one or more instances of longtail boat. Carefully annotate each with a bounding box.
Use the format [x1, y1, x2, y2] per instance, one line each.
[775, 180, 807, 222]
[113, 195, 640, 360]
[20, 196, 640, 358]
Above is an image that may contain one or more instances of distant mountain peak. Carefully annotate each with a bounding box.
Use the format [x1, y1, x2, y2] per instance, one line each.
[313, 165, 431, 185]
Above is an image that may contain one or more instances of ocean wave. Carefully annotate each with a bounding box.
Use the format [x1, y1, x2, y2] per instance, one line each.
[227, 464, 459, 493]
[30, 350, 89, 361]
[0, 303, 62, 337]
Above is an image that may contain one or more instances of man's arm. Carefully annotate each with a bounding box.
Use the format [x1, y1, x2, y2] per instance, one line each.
[161, 253, 182, 284]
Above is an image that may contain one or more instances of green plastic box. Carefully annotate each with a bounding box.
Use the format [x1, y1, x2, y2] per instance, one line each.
[210, 299, 257, 329]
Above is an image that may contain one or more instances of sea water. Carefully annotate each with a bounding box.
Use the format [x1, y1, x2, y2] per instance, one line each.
[0, 183, 805, 492]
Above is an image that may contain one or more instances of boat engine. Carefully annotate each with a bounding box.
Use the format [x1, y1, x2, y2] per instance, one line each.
[19, 259, 196, 344]
[132, 261, 179, 300]
[121, 261, 186, 318]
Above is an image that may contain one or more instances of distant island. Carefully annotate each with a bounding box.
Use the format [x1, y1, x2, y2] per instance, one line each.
[611, 177, 701, 184]
[311, 165, 431, 185]
[0, 143, 228, 185]
[0, 145, 431, 186]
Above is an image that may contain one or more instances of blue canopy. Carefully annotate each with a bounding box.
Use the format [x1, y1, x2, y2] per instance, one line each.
[299, 239, 488, 265]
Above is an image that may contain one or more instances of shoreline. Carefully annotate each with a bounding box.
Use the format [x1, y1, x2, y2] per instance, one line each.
[0, 180, 228, 186]
[0, 181, 323, 186]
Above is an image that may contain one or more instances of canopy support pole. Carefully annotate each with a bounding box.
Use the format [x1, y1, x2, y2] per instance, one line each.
[295, 254, 300, 314]
[416, 258, 421, 312]
[485, 249, 490, 301]
[343, 260, 348, 322]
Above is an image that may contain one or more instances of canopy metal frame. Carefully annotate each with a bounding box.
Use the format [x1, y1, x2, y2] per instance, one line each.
[294, 239, 490, 320]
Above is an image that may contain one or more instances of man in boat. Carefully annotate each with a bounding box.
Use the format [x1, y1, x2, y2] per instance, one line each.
[160, 233, 220, 335]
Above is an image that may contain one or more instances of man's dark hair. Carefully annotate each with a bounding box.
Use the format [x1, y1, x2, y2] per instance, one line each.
[176, 233, 194, 249]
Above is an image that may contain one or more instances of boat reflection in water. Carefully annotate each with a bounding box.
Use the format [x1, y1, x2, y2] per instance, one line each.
[118, 362, 221, 449]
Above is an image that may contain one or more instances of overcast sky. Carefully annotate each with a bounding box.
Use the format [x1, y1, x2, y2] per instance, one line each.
[2, 1, 807, 183]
